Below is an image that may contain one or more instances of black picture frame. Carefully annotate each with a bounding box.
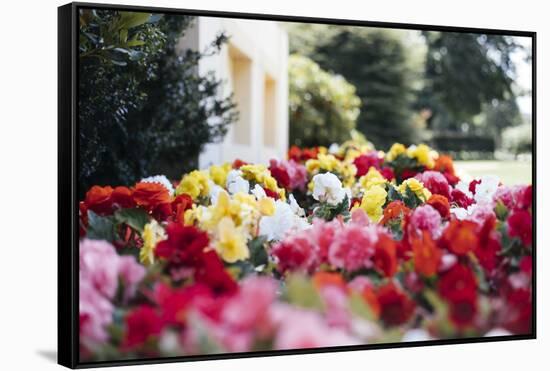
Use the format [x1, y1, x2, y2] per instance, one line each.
[58, 2, 537, 368]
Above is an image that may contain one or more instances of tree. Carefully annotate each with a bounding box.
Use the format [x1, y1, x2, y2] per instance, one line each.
[287, 24, 426, 150]
[420, 32, 523, 132]
[288, 55, 360, 147]
[78, 10, 237, 193]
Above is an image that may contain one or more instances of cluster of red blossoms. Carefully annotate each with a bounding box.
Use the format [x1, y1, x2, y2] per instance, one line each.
[78, 142, 533, 362]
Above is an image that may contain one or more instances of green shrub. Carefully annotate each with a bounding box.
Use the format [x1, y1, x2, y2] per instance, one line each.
[289, 54, 360, 147]
[501, 124, 532, 156]
[78, 10, 237, 194]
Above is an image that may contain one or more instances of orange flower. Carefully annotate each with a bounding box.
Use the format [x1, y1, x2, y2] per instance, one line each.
[84, 185, 114, 215]
[441, 219, 479, 255]
[133, 182, 172, 213]
[380, 200, 411, 225]
[312, 271, 347, 291]
[172, 193, 194, 223]
[412, 231, 443, 277]
[373, 234, 398, 277]
[111, 186, 135, 209]
[434, 155, 455, 175]
[427, 194, 450, 219]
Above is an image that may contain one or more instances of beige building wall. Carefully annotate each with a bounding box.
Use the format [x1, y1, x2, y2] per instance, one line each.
[179, 17, 289, 168]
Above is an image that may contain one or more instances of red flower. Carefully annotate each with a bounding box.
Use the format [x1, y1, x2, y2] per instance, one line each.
[448, 290, 478, 328]
[155, 223, 210, 266]
[122, 305, 163, 350]
[380, 167, 395, 181]
[376, 282, 415, 326]
[172, 193, 193, 223]
[232, 158, 248, 169]
[111, 186, 135, 209]
[475, 215, 501, 273]
[84, 185, 114, 215]
[288, 145, 319, 162]
[154, 283, 214, 326]
[401, 169, 419, 180]
[503, 288, 532, 334]
[507, 210, 532, 246]
[519, 256, 533, 276]
[412, 231, 442, 277]
[271, 236, 317, 274]
[438, 264, 477, 302]
[193, 251, 238, 295]
[517, 185, 532, 210]
[372, 234, 397, 277]
[440, 219, 479, 256]
[353, 152, 383, 177]
[451, 189, 474, 209]
[427, 194, 450, 219]
[264, 187, 280, 200]
[269, 160, 291, 189]
[469, 179, 481, 194]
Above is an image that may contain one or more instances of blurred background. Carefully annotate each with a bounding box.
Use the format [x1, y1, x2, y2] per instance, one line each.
[78, 11, 532, 194]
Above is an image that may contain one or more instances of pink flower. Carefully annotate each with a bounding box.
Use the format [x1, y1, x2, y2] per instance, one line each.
[118, 255, 146, 301]
[80, 239, 121, 299]
[270, 159, 307, 191]
[79, 279, 114, 345]
[271, 234, 319, 274]
[270, 304, 358, 350]
[328, 223, 379, 271]
[222, 276, 277, 331]
[407, 204, 442, 239]
[319, 285, 351, 328]
[415, 171, 451, 199]
[310, 218, 341, 263]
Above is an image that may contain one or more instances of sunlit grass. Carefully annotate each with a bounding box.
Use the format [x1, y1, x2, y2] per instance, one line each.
[454, 160, 532, 185]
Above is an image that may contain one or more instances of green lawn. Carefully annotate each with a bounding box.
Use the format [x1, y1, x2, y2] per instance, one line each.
[453, 161, 532, 185]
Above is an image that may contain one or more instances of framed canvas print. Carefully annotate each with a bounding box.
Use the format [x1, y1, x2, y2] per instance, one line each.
[58, 2, 536, 368]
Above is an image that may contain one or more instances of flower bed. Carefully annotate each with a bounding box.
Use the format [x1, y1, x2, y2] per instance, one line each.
[78, 140, 533, 361]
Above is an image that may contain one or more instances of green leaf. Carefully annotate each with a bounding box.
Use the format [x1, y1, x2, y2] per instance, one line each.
[285, 274, 324, 310]
[87, 210, 116, 241]
[248, 237, 268, 267]
[118, 12, 152, 30]
[114, 208, 150, 233]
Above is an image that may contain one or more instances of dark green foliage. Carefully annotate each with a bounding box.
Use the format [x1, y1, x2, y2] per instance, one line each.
[78, 10, 237, 194]
[420, 32, 523, 132]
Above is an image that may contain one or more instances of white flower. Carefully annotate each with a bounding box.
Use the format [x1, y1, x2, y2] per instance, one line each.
[208, 181, 224, 204]
[312, 172, 346, 206]
[474, 175, 500, 205]
[226, 170, 249, 195]
[455, 180, 473, 198]
[289, 194, 305, 217]
[141, 175, 174, 195]
[328, 143, 340, 154]
[259, 200, 309, 241]
[251, 184, 267, 200]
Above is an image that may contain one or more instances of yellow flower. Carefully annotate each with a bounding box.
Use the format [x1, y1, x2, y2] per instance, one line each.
[258, 197, 276, 216]
[358, 185, 387, 222]
[386, 143, 406, 161]
[209, 163, 232, 187]
[176, 170, 210, 200]
[398, 178, 431, 201]
[240, 164, 285, 200]
[359, 167, 387, 190]
[407, 144, 435, 169]
[140, 220, 166, 265]
[214, 217, 249, 263]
